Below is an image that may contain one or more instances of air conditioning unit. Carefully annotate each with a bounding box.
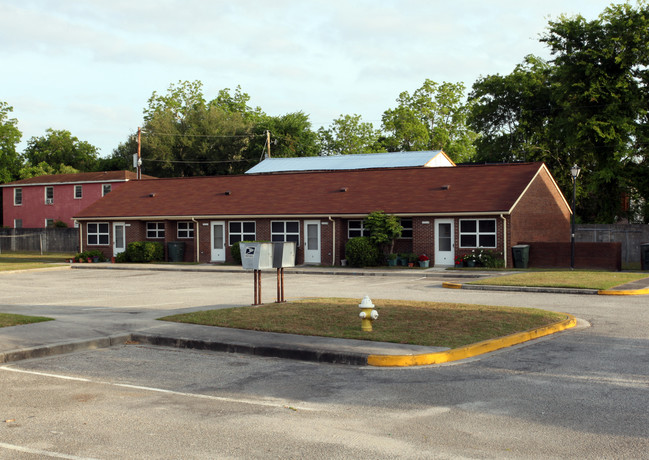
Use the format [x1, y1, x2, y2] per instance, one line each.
[45, 199, 53, 205]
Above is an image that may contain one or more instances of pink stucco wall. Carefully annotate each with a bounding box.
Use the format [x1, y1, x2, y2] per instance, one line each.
[2, 182, 127, 228]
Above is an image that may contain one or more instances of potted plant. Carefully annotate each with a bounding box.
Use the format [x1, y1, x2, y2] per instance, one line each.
[454, 254, 465, 268]
[418, 254, 430, 268]
[387, 253, 398, 266]
[465, 251, 477, 267]
[407, 253, 417, 267]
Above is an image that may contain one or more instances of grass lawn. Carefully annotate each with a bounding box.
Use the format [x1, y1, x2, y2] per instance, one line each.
[160, 298, 566, 349]
[0, 312, 53, 328]
[468, 271, 649, 290]
[0, 252, 74, 272]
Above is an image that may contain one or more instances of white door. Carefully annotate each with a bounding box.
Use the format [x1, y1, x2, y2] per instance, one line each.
[210, 221, 226, 262]
[304, 220, 321, 264]
[113, 222, 126, 257]
[435, 219, 454, 266]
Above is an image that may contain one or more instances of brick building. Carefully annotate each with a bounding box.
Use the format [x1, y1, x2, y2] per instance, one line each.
[73, 162, 571, 267]
[1, 171, 152, 229]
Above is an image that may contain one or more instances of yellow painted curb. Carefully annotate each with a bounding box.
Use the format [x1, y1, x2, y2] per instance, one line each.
[367, 313, 577, 367]
[597, 288, 649, 296]
[442, 282, 462, 289]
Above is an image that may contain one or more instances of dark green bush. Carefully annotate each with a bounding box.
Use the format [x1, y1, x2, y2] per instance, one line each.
[231, 240, 255, 265]
[75, 249, 105, 261]
[345, 237, 380, 267]
[122, 241, 164, 263]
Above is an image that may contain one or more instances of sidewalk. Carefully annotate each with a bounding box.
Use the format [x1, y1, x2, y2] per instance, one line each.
[2, 263, 635, 367]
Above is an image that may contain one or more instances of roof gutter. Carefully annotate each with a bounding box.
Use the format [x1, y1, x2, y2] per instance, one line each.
[73, 211, 514, 221]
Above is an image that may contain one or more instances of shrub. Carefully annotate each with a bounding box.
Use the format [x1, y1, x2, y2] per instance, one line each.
[475, 249, 505, 268]
[75, 249, 105, 262]
[345, 237, 380, 267]
[123, 241, 164, 263]
[231, 240, 256, 265]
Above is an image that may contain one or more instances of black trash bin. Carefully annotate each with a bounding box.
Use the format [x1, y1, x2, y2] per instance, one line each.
[167, 241, 185, 262]
[641, 243, 649, 271]
[512, 244, 530, 269]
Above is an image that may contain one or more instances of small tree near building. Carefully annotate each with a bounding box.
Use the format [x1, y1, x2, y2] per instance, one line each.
[364, 210, 403, 256]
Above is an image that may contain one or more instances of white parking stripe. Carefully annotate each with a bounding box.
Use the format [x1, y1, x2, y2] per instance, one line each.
[0, 441, 99, 460]
[0, 366, 315, 411]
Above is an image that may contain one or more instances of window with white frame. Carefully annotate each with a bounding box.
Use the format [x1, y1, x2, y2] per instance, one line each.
[348, 220, 369, 238]
[14, 219, 22, 228]
[177, 222, 194, 239]
[45, 186, 54, 204]
[459, 219, 497, 248]
[147, 222, 165, 239]
[271, 221, 300, 245]
[102, 184, 112, 196]
[229, 221, 256, 245]
[74, 185, 83, 199]
[45, 219, 54, 227]
[399, 218, 413, 239]
[14, 188, 22, 206]
[87, 223, 109, 245]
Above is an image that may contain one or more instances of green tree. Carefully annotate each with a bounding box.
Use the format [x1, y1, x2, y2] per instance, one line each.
[0, 101, 23, 183]
[317, 114, 384, 155]
[18, 161, 79, 179]
[381, 80, 477, 162]
[140, 81, 257, 177]
[363, 210, 403, 256]
[251, 112, 320, 159]
[469, 2, 649, 223]
[23, 129, 99, 172]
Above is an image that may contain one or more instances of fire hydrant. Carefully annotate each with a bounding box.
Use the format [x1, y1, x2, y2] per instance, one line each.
[358, 295, 378, 332]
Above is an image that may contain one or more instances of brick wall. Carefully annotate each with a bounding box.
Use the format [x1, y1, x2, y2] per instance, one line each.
[519, 241, 622, 270]
[510, 168, 571, 245]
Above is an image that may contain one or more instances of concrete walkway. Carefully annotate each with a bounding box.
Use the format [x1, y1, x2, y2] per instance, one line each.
[1, 263, 645, 367]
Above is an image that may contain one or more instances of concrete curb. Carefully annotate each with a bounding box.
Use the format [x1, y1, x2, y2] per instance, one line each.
[367, 314, 578, 367]
[442, 282, 599, 295]
[70, 264, 484, 279]
[0, 334, 131, 364]
[597, 288, 649, 296]
[129, 333, 369, 366]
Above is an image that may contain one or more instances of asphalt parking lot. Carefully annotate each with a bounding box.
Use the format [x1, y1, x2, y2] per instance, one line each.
[1, 267, 648, 459]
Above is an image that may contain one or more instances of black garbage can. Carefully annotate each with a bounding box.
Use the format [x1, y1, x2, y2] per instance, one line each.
[512, 244, 530, 269]
[167, 241, 185, 262]
[641, 243, 649, 271]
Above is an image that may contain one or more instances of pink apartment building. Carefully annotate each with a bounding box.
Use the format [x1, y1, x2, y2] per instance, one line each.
[1, 171, 150, 228]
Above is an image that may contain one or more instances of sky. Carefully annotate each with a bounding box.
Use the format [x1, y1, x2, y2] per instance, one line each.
[1, 0, 618, 157]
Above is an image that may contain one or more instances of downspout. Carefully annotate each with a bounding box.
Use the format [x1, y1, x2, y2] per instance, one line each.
[328, 216, 336, 266]
[500, 214, 508, 268]
[77, 221, 82, 253]
[192, 218, 199, 263]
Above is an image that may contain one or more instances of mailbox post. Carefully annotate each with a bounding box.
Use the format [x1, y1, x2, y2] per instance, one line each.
[240, 242, 296, 305]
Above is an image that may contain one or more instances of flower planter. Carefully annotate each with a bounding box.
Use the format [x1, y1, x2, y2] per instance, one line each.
[387, 258, 398, 266]
[466, 260, 476, 267]
[418, 260, 430, 268]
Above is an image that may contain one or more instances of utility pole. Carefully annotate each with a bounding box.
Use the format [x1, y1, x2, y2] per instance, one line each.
[137, 127, 142, 180]
[266, 130, 271, 158]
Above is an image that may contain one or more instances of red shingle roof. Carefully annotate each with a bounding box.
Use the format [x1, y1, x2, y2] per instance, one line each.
[1, 170, 154, 187]
[74, 163, 548, 219]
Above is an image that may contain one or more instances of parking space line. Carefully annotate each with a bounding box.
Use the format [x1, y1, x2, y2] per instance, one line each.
[0, 441, 98, 460]
[0, 366, 316, 412]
